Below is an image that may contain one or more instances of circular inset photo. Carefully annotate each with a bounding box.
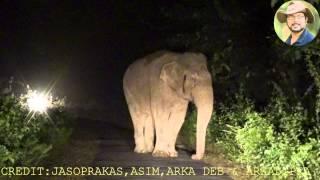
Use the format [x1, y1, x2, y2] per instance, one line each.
[274, 0, 320, 46]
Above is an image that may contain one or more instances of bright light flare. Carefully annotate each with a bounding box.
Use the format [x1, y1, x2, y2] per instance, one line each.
[26, 91, 52, 113]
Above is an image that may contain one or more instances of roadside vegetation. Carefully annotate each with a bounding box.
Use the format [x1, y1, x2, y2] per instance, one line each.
[178, 1, 320, 179]
[0, 80, 73, 169]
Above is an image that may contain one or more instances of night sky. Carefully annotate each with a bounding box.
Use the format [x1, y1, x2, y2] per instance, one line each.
[0, 0, 273, 108]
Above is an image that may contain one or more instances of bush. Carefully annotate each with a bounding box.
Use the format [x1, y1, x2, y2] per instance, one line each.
[0, 88, 73, 167]
[180, 105, 197, 149]
[211, 88, 255, 157]
[180, 86, 320, 179]
[174, 82, 320, 179]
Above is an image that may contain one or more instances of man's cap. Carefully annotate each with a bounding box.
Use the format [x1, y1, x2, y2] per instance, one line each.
[277, 1, 314, 23]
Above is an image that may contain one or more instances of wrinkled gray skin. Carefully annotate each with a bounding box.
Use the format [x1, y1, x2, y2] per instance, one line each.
[123, 50, 214, 160]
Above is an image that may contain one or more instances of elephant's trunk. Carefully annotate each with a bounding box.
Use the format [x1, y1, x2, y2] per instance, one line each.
[191, 74, 213, 160]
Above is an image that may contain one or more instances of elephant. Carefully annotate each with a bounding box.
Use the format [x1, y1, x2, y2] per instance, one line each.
[123, 50, 214, 160]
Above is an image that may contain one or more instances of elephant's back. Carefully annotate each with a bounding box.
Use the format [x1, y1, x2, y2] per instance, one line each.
[123, 57, 151, 89]
[123, 50, 171, 84]
[123, 50, 179, 93]
[123, 53, 158, 107]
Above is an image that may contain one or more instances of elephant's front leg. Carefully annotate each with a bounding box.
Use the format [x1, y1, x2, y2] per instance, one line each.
[167, 101, 188, 157]
[152, 110, 171, 157]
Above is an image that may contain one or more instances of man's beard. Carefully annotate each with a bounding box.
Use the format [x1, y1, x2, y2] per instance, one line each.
[288, 23, 305, 33]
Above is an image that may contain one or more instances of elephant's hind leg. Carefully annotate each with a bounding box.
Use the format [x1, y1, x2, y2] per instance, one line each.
[144, 113, 154, 153]
[128, 104, 154, 153]
[127, 104, 147, 153]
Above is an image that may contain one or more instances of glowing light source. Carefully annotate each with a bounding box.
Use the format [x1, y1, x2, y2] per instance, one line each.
[26, 91, 51, 113]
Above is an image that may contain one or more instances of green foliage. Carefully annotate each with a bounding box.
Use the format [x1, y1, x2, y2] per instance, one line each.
[180, 105, 197, 149]
[224, 88, 318, 179]
[236, 112, 274, 165]
[181, 86, 319, 179]
[174, 1, 320, 179]
[209, 88, 256, 159]
[0, 95, 73, 167]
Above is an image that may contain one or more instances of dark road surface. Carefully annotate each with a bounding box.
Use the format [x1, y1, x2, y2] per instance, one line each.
[68, 108, 232, 180]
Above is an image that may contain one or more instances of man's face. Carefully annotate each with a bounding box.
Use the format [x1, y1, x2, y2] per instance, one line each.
[286, 12, 308, 33]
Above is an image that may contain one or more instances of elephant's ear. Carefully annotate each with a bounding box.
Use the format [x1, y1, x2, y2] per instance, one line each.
[160, 61, 184, 94]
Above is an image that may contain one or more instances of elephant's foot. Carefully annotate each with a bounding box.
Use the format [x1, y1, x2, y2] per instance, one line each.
[191, 153, 204, 160]
[134, 145, 149, 154]
[145, 144, 154, 153]
[152, 150, 170, 157]
[168, 150, 178, 157]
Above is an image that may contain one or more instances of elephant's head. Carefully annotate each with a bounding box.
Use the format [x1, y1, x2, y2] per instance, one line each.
[160, 52, 214, 160]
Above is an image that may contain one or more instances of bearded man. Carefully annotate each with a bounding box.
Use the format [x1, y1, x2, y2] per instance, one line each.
[277, 1, 315, 46]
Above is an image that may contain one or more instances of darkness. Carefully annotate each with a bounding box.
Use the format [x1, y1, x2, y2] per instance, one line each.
[0, 0, 274, 109]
